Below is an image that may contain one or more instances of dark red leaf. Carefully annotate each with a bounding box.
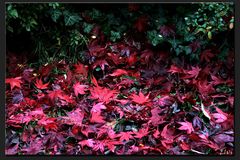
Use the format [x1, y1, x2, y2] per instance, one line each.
[130, 91, 150, 105]
[34, 78, 49, 90]
[6, 77, 22, 90]
[134, 15, 148, 32]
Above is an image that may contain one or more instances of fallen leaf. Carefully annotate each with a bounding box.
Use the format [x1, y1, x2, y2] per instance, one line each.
[34, 78, 49, 90]
[6, 77, 22, 90]
[130, 91, 150, 105]
[73, 82, 88, 96]
[178, 121, 194, 134]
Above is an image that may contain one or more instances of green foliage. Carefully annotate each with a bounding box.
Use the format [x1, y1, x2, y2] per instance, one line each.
[147, 30, 164, 46]
[83, 22, 94, 33]
[6, 3, 234, 64]
[110, 31, 121, 42]
[185, 2, 234, 39]
[63, 10, 82, 26]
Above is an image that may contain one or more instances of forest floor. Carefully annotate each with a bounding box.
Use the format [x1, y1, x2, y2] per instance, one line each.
[5, 42, 234, 155]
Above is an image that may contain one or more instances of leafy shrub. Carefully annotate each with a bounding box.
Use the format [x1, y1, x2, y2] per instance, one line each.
[6, 3, 234, 64]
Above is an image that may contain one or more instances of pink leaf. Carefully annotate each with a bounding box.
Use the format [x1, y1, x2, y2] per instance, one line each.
[212, 107, 228, 123]
[78, 139, 95, 148]
[109, 69, 128, 77]
[178, 121, 194, 134]
[91, 102, 106, 113]
[73, 82, 88, 96]
[61, 108, 84, 126]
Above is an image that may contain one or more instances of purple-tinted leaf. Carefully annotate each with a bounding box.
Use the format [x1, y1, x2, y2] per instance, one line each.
[213, 134, 234, 144]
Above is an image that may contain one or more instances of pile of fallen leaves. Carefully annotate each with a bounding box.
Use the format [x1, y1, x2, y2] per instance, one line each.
[5, 39, 234, 155]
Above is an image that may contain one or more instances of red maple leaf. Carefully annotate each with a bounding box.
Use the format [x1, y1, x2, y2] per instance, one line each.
[107, 128, 120, 139]
[117, 78, 135, 88]
[61, 108, 84, 126]
[47, 89, 73, 104]
[58, 94, 74, 104]
[134, 15, 148, 32]
[39, 64, 54, 77]
[161, 139, 174, 150]
[34, 78, 49, 90]
[200, 49, 215, 62]
[161, 124, 176, 140]
[140, 49, 153, 64]
[90, 112, 105, 124]
[104, 140, 122, 152]
[196, 80, 215, 96]
[133, 127, 149, 139]
[91, 102, 106, 113]
[109, 69, 128, 77]
[211, 75, 225, 86]
[153, 129, 161, 138]
[91, 76, 99, 87]
[48, 90, 63, 101]
[178, 121, 194, 134]
[150, 107, 165, 126]
[119, 131, 134, 142]
[183, 66, 201, 79]
[29, 107, 45, 119]
[6, 77, 22, 90]
[90, 86, 117, 103]
[130, 91, 150, 105]
[37, 117, 58, 131]
[127, 52, 138, 66]
[78, 139, 95, 148]
[73, 63, 89, 76]
[180, 141, 190, 151]
[158, 95, 174, 106]
[93, 59, 109, 71]
[167, 64, 183, 74]
[92, 140, 105, 153]
[73, 82, 88, 96]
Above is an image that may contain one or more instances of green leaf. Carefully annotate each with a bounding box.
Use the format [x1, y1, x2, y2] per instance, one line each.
[83, 22, 94, 33]
[110, 31, 121, 42]
[7, 4, 12, 11]
[208, 31, 212, 39]
[184, 46, 192, 55]
[63, 11, 82, 26]
[157, 95, 161, 99]
[196, 27, 206, 34]
[218, 47, 228, 61]
[50, 9, 62, 22]
[10, 9, 18, 18]
[184, 34, 195, 42]
[95, 67, 101, 71]
[175, 47, 181, 56]
[147, 30, 163, 46]
[26, 25, 31, 32]
[7, 26, 13, 32]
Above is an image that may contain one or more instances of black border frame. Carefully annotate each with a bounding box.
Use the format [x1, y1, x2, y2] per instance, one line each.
[1, 0, 239, 160]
